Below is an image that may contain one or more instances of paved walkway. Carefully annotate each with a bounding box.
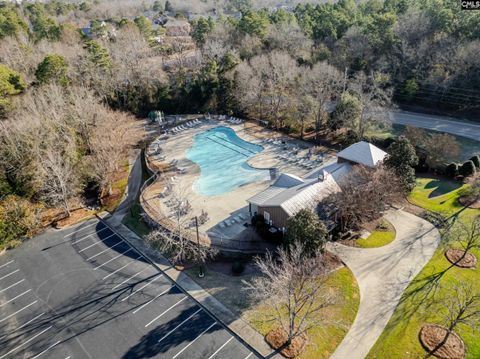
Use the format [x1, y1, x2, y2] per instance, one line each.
[327, 209, 441, 359]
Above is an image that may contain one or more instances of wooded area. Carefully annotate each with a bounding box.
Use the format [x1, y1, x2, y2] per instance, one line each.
[0, 0, 479, 246]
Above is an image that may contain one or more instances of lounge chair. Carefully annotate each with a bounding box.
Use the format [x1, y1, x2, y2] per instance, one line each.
[224, 219, 231, 226]
[219, 222, 226, 229]
[239, 213, 246, 220]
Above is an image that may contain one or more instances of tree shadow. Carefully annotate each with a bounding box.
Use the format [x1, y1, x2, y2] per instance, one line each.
[425, 179, 462, 199]
[121, 306, 220, 358]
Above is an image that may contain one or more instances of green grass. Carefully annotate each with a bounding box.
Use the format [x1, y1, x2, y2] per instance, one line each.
[409, 177, 477, 221]
[122, 202, 151, 238]
[245, 267, 360, 359]
[357, 230, 396, 248]
[367, 177, 480, 359]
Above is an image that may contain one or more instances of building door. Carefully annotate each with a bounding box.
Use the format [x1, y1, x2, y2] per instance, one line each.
[263, 211, 270, 224]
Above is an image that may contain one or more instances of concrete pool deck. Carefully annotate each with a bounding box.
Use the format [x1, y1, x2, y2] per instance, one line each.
[142, 118, 333, 252]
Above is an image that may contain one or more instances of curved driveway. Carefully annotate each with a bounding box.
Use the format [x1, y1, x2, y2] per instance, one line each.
[326, 209, 441, 359]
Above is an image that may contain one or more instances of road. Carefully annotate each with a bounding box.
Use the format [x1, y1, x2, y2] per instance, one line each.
[0, 218, 259, 359]
[389, 111, 480, 141]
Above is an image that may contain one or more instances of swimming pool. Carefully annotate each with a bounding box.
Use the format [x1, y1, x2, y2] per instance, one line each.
[186, 127, 270, 196]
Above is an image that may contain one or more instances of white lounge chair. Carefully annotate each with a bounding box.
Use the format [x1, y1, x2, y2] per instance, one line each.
[219, 222, 226, 229]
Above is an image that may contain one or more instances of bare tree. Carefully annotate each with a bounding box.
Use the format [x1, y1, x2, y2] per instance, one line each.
[444, 216, 480, 265]
[425, 283, 480, 357]
[146, 186, 216, 267]
[244, 242, 335, 348]
[324, 165, 404, 231]
[423, 133, 460, 169]
[38, 147, 82, 217]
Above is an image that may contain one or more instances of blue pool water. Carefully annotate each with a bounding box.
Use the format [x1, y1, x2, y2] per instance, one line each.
[186, 127, 270, 196]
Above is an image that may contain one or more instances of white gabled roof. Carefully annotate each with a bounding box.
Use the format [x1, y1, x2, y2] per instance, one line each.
[337, 141, 387, 167]
[273, 173, 304, 188]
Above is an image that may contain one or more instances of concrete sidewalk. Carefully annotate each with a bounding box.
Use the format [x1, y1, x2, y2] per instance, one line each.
[326, 209, 441, 359]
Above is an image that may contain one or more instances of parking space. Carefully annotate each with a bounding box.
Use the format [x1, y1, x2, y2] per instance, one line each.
[0, 219, 259, 359]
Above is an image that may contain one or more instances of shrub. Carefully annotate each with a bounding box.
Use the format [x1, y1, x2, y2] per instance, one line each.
[459, 160, 476, 177]
[445, 163, 458, 178]
[470, 155, 480, 169]
[231, 261, 245, 276]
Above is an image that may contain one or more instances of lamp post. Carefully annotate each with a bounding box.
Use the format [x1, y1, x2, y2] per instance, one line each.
[194, 216, 205, 278]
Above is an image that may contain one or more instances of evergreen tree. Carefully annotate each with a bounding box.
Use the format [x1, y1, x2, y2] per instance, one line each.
[285, 208, 327, 255]
[385, 136, 419, 191]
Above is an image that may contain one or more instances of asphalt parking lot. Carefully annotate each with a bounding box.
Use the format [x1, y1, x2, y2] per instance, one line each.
[0, 219, 260, 359]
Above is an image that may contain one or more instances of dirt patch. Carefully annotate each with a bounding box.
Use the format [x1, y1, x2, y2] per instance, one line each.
[265, 327, 307, 358]
[445, 248, 477, 268]
[54, 208, 96, 229]
[419, 324, 465, 359]
[458, 195, 480, 209]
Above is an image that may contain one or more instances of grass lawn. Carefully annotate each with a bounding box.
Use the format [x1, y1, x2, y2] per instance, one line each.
[357, 230, 396, 248]
[367, 177, 480, 359]
[244, 267, 359, 359]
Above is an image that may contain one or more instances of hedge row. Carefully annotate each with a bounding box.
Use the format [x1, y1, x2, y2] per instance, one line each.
[445, 155, 480, 178]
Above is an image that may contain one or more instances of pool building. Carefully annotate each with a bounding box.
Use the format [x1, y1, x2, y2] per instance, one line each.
[247, 141, 387, 229]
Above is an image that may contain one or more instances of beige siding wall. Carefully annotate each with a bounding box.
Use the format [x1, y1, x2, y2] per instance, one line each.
[257, 206, 290, 229]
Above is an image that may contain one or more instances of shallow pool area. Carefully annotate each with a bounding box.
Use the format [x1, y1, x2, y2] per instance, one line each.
[186, 127, 270, 196]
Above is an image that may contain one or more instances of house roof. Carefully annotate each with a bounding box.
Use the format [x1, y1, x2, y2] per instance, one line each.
[248, 162, 352, 217]
[336, 141, 387, 167]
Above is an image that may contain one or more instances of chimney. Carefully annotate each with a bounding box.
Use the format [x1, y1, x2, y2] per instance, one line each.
[318, 170, 328, 182]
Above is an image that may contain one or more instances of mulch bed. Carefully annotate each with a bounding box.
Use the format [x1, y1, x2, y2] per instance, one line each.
[419, 324, 465, 359]
[265, 327, 307, 358]
[445, 248, 477, 268]
[458, 195, 480, 209]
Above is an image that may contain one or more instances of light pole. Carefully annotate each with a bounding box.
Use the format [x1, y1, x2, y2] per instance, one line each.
[194, 216, 205, 278]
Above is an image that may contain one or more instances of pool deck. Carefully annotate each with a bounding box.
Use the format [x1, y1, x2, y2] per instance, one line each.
[143, 118, 333, 250]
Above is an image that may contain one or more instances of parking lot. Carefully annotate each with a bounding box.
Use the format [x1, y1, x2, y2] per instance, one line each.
[0, 219, 259, 359]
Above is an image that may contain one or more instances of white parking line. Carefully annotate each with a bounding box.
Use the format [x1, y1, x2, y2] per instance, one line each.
[85, 240, 123, 260]
[0, 269, 19, 281]
[0, 279, 25, 293]
[65, 222, 100, 237]
[0, 260, 14, 270]
[244, 353, 253, 359]
[93, 248, 132, 270]
[207, 337, 234, 359]
[145, 296, 188, 327]
[0, 312, 45, 341]
[172, 322, 217, 359]
[111, 267, 150, 290]
[79, 233, 117, 253]
[157, 308, 202, 343]
[121, 274, 163, 302]
[0, 289, 31, 308]
[0, 300, 38, 324]
[102, 255, 143, 281]
[71, 227, 109, 245]
[132, 286, 173, 314]
[31, 340, 61, 359]
[0, 325, 51, 359]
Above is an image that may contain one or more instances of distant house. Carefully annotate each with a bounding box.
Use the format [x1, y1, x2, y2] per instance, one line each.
[247, 141, 387, 229]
